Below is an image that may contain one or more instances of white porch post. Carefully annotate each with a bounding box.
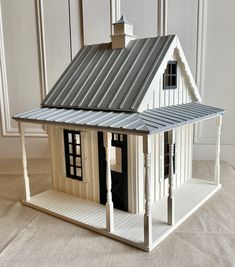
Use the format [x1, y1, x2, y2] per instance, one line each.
[214, 115, 222, 186]
[18, 122, 30, 201]
[167, 129, 176, 226]
[103, 132, 114, 232]
[143, 134, 152, 247]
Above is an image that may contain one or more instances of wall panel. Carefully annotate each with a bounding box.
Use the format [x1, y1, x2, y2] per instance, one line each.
[193, 0, 235, 167]
[41, 0, 71, 89]
[120, 0, 158, 38]
[167, 0, 198, 77]
[0, 0, 82, 158]
[0, 0, 43, 136]
[82, 0, 111, 45]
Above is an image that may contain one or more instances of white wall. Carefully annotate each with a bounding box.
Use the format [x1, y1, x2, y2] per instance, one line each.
[0, 0, 83, 158]
[0, 0, 234, 167]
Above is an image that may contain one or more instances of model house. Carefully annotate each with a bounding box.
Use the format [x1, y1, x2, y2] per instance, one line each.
[13, 16, 224, 251]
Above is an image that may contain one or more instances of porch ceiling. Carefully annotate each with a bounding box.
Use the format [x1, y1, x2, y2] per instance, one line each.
[13, 102, 224, 134]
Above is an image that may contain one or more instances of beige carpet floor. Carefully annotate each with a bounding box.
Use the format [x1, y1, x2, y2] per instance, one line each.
[0, 160, 235, 267]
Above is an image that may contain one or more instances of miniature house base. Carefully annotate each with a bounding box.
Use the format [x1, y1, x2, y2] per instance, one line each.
[23, 180, 221, 252]
[14, 33, 225, 252]
[17, 113, 223, 252]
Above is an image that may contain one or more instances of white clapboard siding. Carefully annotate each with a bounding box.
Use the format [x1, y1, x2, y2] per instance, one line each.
[138, 49, 194, 111]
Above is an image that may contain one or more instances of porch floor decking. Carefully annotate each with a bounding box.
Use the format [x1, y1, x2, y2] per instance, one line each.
[24, 178, 220, 251]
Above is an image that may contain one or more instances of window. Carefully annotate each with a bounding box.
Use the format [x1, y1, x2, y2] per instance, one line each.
[163, 61, 177, 89]
[164, 132, 175, 179]
[64, 130, 83, 181]
[164, 132, 170, 179]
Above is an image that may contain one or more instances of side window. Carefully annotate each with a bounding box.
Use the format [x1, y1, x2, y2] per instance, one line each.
[164, 132, 170, 179]
[164, 131, 175, 179]
[64, 130, 82, 181]
[163, 61, 177, 89]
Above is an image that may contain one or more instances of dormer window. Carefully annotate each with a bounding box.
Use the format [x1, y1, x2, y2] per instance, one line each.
[163, 61, 177, 89]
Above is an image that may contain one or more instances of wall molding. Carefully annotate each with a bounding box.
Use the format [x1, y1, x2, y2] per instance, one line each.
[0, 1, 47, 137]
[157, 0, 167, 36]
[194, 0, 234, 145]
[110, 0, 121, 34]
[35, 0, 48, 98]
[193, 0, 233, 145]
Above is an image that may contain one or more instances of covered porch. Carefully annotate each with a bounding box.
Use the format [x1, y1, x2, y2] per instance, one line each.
[24, 178, 220, 251]
[13, 102, 224, 251]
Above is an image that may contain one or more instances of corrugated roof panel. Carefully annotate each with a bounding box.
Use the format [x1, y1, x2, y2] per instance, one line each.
[144, 109, 181, 123]
[74, 49, 124, 107]
[13, 102, 225, 134]
[122, 35, 175, 110]
[87, 39, 145, 109]
[106, 39, 155, 109]
[41, 35, 175, 112]
[43, 45, 93, 104]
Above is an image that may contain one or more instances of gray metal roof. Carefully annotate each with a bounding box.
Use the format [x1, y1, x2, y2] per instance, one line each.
[13, 102, 224, 134]
[41, 35, 175, 112]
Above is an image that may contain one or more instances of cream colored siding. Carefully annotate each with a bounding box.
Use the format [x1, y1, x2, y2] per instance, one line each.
[129, 123, 194, 214]
[48, 125, 100, 203]
[139, 54, 194, 110]
[127, 135, 144, 213]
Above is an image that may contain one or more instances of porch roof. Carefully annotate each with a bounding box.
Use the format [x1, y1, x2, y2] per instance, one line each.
[13, 102, 224, 134]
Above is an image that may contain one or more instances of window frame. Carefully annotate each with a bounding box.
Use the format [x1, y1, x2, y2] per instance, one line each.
[63, 129, 83, 181]
[163, 61, 177, 90]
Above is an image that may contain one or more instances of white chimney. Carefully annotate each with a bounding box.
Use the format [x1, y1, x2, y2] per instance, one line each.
[111, 15, 136, 49]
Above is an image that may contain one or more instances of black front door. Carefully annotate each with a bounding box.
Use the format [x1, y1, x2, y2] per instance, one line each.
[98, 132, 128, 212]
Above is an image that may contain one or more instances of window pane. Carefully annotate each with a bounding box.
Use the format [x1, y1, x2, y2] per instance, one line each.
[167, 75, 171, 86]
[164, 156, 169, 164]
[172, 76, 176, 87]
[166, 64, 170, 74]
[69, 144, 73, 153]
[76, 168, 81, 177]
[76, 145, 80, 155]
[75, 134, 80, 145]
[76, 157, 81, 167]
[68, 133, 72, 143]
[70, 166, 74, 176]
[164, 132, 168, 142]
[70, 156, 73, 165]
[164, 144, 169, 153]
[164, 166, 169, 177]
[172, 63, 177, 74]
